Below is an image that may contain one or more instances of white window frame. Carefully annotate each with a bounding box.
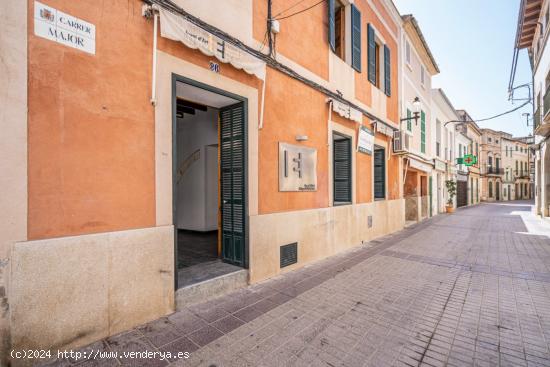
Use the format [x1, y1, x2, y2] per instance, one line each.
[368, 23, 388, 93]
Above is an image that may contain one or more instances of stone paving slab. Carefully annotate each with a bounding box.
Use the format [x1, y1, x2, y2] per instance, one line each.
[41, 201, 550, 367]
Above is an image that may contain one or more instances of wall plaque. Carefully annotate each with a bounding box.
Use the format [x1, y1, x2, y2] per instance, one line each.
[34, 1, 96, 55]
[279, 143, 317, 192]
[357, 126, 374, 155]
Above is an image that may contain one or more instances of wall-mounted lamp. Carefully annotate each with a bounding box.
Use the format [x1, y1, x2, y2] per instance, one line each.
[400, 97, 421, 126]
[295, 135, 309, 142]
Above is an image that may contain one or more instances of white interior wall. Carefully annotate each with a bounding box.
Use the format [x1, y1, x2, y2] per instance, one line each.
[176, 107, 218, 231]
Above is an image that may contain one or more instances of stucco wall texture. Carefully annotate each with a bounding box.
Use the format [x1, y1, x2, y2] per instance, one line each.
[27, 0, 156, 240]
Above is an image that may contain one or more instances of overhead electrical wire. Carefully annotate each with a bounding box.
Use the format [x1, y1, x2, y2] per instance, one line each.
[444, 99, 531, 127]
[273, 0, 309, 18]
[275, 0, 326, 20]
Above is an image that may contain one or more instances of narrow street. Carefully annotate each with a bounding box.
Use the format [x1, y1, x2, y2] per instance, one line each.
[52, 201, 550, 367]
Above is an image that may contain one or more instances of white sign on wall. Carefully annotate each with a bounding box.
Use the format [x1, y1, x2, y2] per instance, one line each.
[357, 126, 374, 155]
[34, 1, 96, 55]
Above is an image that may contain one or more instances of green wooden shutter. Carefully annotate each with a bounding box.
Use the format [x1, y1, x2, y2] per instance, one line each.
[384, 44, 391, 96]
[429, 176, 432, 216]
[333, 136, 352, 204]
[351, 5, 361, 72]
[374, 147, 385, 199]
[406, 109, 412, 131]
[420, 111, 426, 153]
[367, 24, 376, 84]
[328, 0, 335, 52]
[220, 102, 245, 266]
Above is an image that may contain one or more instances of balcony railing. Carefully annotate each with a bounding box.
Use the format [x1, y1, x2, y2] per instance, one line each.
[514, 170, 530, 179]
[482, 165, 504, 175]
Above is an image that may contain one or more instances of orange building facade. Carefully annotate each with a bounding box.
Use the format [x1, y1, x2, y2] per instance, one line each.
[0, 0, 405, 361]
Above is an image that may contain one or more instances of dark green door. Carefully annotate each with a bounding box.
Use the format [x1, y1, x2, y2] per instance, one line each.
[220, 102, 245, 266]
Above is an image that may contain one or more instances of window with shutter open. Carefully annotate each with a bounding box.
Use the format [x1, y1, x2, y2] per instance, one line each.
[329, 0, 345, 60]
[328, 0, 336, 52]
[351, 5, 361, 72]
[374, 146, 386, 200]
[384, 44, 391, 96]
[333, 133, 352, 204]
[367, 23, 376, 85]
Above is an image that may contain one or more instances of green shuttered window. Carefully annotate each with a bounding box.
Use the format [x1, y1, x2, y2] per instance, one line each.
[333, 134, 352, 204]
[384, 44, 391, 96]
[367, 23, 376, 84]
[328, 0, 336, 52]
[406, 109, 412, 131]
[374, 147, 386, 199]
[420, 111, 426, 153]
[351, 5, 361, 72]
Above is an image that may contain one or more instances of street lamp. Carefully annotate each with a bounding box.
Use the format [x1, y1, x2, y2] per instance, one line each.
[401, 97, 421, 125]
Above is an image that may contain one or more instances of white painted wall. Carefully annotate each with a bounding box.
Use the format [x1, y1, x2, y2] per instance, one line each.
[430, 89, 460, 213]
[401, 32, 433, 160]
[176, 108, 218, 231]
[0, 0, 27, 362]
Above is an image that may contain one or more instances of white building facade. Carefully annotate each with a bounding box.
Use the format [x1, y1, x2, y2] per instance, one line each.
[431, 89, 459, 213]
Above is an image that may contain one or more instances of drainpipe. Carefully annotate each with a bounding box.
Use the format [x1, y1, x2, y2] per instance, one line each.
[151, 7, 159, 106]
[267, 0, 273, 58]
[258, 76, 267, 129]
[327, 99, 333, 147]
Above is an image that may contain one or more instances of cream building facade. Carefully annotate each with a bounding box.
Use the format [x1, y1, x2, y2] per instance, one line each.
[398, 15, 439, 221]
[480, 129, 504, 201]
[455, 111, 482, 206]
[430, 89, 458, 213]
[502, 137, 532, 200]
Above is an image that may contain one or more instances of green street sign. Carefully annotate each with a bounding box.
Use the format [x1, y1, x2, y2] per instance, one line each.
[463, 154, 477, 166]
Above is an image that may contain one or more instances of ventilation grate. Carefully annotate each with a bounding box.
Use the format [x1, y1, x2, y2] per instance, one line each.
[280, 243, 298, 268]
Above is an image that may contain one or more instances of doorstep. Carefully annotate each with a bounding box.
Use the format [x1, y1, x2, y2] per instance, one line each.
[176, 263, 248, 310]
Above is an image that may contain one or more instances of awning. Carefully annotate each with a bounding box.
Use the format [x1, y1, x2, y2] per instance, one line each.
[159, 8, 266, 81]
[375, 120, 395, 137]
[407, 157, 433, 173]
[329, 99, 362, 123]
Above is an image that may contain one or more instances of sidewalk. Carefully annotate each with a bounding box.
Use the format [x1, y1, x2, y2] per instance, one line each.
[44, 200, 550, 367]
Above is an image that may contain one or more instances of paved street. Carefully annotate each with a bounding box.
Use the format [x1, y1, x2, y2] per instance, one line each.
[48, 201, 550, 367]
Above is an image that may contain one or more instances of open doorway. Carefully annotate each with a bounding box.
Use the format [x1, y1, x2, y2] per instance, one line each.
[173, 77, 247, 290]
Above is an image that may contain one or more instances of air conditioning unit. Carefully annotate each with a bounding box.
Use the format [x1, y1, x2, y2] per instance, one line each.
[393, 130, 410, 153]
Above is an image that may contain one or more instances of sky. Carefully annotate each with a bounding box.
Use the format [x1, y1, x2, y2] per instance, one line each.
[393, 0, 533, 138]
